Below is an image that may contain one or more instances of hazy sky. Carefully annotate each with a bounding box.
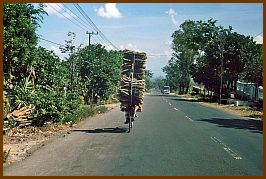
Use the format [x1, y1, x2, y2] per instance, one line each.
[37, 3, 263, 77]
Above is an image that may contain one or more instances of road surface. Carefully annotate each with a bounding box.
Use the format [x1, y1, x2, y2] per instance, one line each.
[3, 91, 263, 176]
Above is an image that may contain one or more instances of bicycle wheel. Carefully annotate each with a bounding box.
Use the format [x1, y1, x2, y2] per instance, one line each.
[128, 116, 131, 133]
[128, 108, 134, 133]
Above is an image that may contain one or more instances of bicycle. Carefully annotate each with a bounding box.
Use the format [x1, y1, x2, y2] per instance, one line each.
[127, 53, 135, 133]
[126, 105, 134, 133]
[121, 51, 145, 132]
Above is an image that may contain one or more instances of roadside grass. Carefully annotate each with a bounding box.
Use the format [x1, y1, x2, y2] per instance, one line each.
[62, 105, 108, 125]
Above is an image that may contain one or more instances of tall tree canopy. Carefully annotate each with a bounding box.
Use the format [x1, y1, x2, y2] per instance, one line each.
[73, 44, 123, 104]
[3, 3, 47, 85]
[164, 19, 262, 96]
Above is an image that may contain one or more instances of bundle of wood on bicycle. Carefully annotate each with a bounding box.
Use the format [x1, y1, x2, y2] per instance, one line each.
[118, 49, 147, 124]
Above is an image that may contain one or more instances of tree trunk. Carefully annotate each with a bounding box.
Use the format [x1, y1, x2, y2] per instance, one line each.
[234, 79, 237, 92]
[91, 88, 94, 105]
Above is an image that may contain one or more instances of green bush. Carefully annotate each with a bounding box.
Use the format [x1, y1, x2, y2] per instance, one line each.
[11, 78, 108, 127]
[11, 80, 83, 127]
[62, 106, 107, 124]
[30, 89, 83, 126]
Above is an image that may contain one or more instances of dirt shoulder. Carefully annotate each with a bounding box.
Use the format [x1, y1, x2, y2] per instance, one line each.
[3, 103, 119, 166]
[176, 94, 263, 120]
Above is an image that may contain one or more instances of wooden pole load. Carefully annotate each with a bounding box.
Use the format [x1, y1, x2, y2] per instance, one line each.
[118, 49, 147, 112]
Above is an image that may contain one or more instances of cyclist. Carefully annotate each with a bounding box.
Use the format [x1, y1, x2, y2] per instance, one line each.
[124, 104, 139, 124]
[124, 96, 143, 124]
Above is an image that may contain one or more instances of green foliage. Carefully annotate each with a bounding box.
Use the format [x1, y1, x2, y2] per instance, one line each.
[163, 58, 180, 91]
[31, 89, 82, 126]
[3, 3, 127, 128]
[73, 44, 123, 104]
[13, 76, 35, 109]
[165, 20, 204, 94]
[10, 44, 80, 127]
[3, 91, 11, 119]
[145, 70, 153, 91]
[239, 43, 263, 86]
[165, 19, 263, 97]
[32, 47, 68, 90]
[63, 106, 107, 123]
[152, 77, 166, 90]
[3, 3, 47, 84]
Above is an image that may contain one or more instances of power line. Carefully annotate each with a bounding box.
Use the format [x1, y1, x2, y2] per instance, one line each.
[73, 4, 105, 46]
[59, 3, 94, 32]
[78, 37, 86, 48]
[47, 3, 88, 32]
[74, 3, 119, 50]
[49, 4, 101, 47]
[74, 3, 116, 48]
[43, 3, 119, 50]
[38, 37, 63, 46]
[73, 4, 98, 32]
[254, 32, 263, 38]
[94, 35, 105, 45]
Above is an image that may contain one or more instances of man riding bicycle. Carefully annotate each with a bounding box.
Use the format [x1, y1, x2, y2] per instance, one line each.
[118, 50, 146, 127]
[124, 103, 142, 124]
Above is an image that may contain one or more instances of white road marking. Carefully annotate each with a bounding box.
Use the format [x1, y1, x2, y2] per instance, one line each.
[211, 137, 242, 160]
[174, 108, 178, 111]
[169, 103, 172, 106]
[185, 116, 193, 122]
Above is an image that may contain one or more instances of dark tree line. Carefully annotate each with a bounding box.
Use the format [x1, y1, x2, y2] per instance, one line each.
[163, 19, 262, 97]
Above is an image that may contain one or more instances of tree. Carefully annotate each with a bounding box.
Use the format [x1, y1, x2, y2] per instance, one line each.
[169, 21, 196, 93]
[153, 77, 166, 90]
[168, 20, 220, 94]
[32, 47, 68, 90]
[59, 32, 77, 91]
[162, 57, 180, 92]
[169, 18, 262, 99]
[202, 28, 262, 95]
[239, 43, 263, 86]
[3, 3, 47, 86]
[74, 44, 123, 104]
[145, 70, 153, 91]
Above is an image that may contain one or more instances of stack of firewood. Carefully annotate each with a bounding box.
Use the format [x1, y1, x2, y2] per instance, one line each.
[118, 50, 147, 111]
[6, 104, 34, 127]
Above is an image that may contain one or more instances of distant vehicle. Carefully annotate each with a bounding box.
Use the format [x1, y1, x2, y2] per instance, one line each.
[162, 86, 170, 94]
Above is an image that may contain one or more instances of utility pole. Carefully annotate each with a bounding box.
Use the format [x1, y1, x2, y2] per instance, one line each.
[67, 32, 76, 90]
[86, 31, 98, 46]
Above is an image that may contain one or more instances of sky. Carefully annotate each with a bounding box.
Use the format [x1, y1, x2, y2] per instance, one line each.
[37, 3, 263, 78]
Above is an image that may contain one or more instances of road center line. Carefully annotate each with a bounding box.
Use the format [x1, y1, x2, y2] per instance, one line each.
[210, 137, 242, 160]
[185, 116, 193, 122]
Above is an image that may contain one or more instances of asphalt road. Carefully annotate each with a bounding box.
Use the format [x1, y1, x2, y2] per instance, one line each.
[3, 91, 263, 176]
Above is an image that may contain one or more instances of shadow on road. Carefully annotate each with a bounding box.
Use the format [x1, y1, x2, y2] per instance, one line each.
[199, 118, 263, 134]
[71, 127, 128, 134]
